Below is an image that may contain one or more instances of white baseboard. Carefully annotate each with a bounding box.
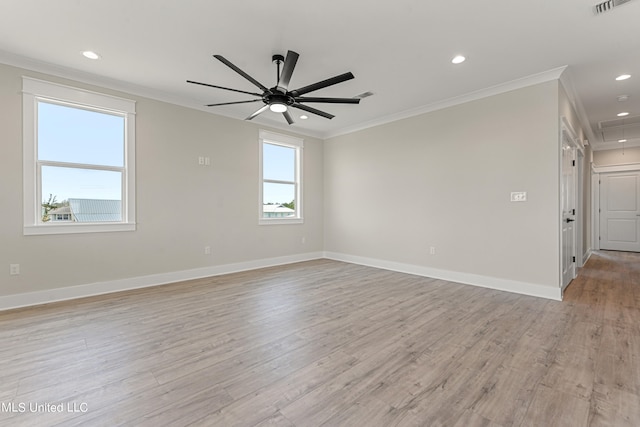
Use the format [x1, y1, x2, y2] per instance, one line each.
[323, 251, 562, 301]
[0, 250, 564, 311]
[0, 252, 324, 312]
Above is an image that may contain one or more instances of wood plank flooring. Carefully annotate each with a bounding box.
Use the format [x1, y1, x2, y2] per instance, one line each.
[0, 251, 638, 426]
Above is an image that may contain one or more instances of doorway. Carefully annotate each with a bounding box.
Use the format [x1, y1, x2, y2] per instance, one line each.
[598, 171, 640, 252]
[560, 127, 577, 290]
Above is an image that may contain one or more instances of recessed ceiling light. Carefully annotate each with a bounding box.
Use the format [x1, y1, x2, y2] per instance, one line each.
[300, 115, 308, 120]
[451, 55, 466, 64]
[618, 139, 628, 143]
[617, 112, 630, 117]
[617, 95, 629, 102]
[615, 74, 631, 81]
[82, 51, 100, 60]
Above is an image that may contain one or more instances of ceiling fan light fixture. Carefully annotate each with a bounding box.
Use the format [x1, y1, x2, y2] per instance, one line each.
[269, 103, 288, 113]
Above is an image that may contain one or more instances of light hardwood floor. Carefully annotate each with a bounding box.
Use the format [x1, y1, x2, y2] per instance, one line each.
[0, 251, 639, 426]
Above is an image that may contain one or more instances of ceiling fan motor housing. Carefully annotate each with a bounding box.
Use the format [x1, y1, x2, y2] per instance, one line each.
[265, 91, 294, 106]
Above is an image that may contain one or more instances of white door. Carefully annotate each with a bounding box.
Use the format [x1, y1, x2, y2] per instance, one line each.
[561, 136, 577, 288]
[600, 171, 640, 252]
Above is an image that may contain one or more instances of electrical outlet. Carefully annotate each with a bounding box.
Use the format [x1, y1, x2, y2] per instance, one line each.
[429, 247, 436, 255]
[10, 264, 20, 275]
[204, 246, 211, 255]
[198, 156, 205, 165]
[301, 236, 306, 244]
[205, 157, 211, 166]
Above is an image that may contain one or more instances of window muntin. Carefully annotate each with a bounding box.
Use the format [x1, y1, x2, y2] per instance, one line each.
[259, 130, 303, 224]
[23, 77, 136, 235]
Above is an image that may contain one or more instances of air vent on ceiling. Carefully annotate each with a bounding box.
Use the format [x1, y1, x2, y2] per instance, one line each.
[594, 0, 633, 14]
[598, 115, 640, 141]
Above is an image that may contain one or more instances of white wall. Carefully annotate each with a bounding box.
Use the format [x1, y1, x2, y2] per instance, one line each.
[324, 81, 562, 295]
[593, 147, 640, 166]
[0, 63, 324, 300]
[1, 61, 586, 305]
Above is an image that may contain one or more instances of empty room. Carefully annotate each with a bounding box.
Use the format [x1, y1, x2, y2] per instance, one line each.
[1, 1, 639, 426]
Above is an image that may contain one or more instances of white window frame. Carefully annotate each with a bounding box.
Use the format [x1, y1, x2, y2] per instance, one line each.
[22, 77, 136, 235]
[258, 130, 303, 225]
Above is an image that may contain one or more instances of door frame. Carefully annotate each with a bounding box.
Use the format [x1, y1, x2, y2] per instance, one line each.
[559, 117, 583, 293]
[592, 162, 640, 251]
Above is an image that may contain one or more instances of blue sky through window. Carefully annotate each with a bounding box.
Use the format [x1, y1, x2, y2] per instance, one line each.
[263, 142, 296, 205]
[38, 101, 124, 202]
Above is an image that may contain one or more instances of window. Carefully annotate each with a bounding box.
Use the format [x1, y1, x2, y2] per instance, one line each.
[22, 77, 136, 235]
[259, 130, 303, 224]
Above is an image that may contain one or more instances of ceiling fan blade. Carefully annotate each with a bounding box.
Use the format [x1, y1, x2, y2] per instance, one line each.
[277, 50, 299, 91]
[282, 110, 295, 125]
[290, 72, 355, 97]
[206, 99, 262, 107]
[294, 97, 360, 104]
[291, 102, 335, 120]
[213, 55, 269, 92]
[187, 80, 263, 97]
[246, 104, 270, 121]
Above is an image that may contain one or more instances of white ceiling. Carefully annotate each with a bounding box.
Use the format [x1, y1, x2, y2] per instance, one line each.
[1, 1, 639, 148]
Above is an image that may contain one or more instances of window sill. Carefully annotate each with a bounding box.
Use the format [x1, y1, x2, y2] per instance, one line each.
[24, 222, 136, 236]
[259, 218, 304, 226]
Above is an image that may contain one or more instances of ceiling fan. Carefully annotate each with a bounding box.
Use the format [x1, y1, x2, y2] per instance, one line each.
[187, 50, 360, 125]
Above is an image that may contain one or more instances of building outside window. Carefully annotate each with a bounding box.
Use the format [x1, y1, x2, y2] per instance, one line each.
[259, 130, 303, 225]
[22, 77, 136, 235]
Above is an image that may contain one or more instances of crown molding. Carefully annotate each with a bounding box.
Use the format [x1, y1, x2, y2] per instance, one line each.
[1, 50, 573, 143]
[324, 66, 569, 139]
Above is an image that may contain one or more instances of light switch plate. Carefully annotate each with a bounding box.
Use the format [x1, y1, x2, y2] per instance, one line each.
[511, 192, 527, 202]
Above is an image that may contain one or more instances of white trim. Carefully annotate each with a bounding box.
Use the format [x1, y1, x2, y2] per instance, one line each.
[22, 76, 135, 113]
[259, 218, 304, 225]
[593, 163, 640, 173]
[591, 140, 640, 152]
[591, 163, 640, 252]
[592, 171, 601, 251]
[24, 222, 136, 236]
[0, 252, 324, 312]
[561, 116, 584, 153]
[0, 250, 564, 312]
[559, 120, 579, 290]
[258, 130, 304, 225]
[576, 149, 585, 267]
[324, 66, 568, 139]
[558, 69, 598, 151]
[2, 51, 569, 141]
[22, 77, 136, 235]
[259, 129, 304, 148]
[323, 252, 562, 301]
